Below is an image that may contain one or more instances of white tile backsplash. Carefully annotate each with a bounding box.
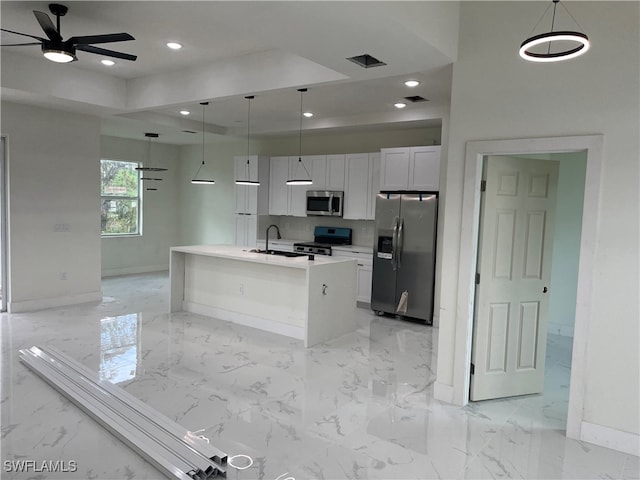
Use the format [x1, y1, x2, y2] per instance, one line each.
[258, 215, 375, 247]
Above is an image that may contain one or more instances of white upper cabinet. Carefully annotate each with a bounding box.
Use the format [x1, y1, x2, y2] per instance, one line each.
[268, 156, 290, 215]
[380, 146, 441, 191]
[344, 152, 380, 220]
[408, 146, 441, 191]
[325, 154, 346, 190]
[288, 157, 309, 217]
[234, 213, 257, 247]
[234, 155, 270, 214]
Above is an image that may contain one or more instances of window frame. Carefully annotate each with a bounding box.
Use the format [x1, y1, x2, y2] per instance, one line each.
[100, 158, 143, 237]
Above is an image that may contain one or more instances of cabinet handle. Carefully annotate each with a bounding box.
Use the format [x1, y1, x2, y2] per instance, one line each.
[357, 263, 364, 266]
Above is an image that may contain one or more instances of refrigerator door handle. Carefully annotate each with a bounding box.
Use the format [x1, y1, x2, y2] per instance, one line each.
[397, 217, 404, 269]
[392, 216, 399, 271]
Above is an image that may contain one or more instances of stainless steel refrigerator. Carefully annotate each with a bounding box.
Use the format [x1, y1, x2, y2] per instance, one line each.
[371, 193, 437, 324]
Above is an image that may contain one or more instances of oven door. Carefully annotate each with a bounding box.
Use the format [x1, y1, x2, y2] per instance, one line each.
[306, 191, 343, 216]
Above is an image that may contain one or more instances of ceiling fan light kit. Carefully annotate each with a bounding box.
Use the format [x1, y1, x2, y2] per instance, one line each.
[520, 0, 590, 63]
[1, 3, 137, 63]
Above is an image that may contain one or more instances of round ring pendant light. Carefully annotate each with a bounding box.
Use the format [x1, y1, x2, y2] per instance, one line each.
[286, 88, 313, 186]
[519, 0, 590, 63]
[235, 95, 260, 186]
[191, 102, 215, 184]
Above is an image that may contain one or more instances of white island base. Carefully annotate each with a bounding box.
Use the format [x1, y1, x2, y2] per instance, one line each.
[170, 245, 357, 347]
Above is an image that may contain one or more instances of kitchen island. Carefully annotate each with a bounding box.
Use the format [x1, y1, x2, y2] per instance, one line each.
[170, 245, 357, 347]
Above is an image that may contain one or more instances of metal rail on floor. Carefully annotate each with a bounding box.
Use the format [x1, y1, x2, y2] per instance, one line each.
[18, 345, 227, 480]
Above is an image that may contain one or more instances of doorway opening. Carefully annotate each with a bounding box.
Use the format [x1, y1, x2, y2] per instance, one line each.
[452, 135, 603, 442]
[469, 151, 587, 428]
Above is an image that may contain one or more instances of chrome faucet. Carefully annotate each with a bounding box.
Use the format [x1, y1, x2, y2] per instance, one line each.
[265, 224, 281, 253]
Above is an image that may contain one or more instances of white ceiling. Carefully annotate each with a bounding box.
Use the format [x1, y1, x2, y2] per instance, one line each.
[1, 1, 458, 145]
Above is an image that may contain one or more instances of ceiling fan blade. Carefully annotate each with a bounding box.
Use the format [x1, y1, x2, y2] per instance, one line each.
[1, 42, 41, 46]
[76, 44, 137, 61]
[33, 10, 61, 42]
[69, 33, 134, 46]
[1, 28, 44, 42]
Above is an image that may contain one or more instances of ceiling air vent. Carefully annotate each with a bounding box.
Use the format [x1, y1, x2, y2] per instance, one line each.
[404, 95, 428, 103]
[346, 54, 387, 68]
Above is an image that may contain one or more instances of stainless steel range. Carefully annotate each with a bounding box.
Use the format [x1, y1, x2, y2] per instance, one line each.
[294, 226, 352, 256]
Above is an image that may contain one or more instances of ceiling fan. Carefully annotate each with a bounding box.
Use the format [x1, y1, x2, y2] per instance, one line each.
[0, 3, 136, 64]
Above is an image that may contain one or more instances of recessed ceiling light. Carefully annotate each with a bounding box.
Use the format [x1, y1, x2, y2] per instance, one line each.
[166, 42, 183, 50]
[394, 102, 407, 109]
[303, 112, 314, 118]
[179, 110, 190, 116]
[404, 80, 420, 87]
[101, 59, 115, 66]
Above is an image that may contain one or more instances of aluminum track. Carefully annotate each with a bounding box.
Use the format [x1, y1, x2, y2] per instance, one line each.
[18, 345, 227, 480]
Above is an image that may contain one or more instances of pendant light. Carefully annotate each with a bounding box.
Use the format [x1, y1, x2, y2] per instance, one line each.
[135, 133, 166, 191]
[235, 95, 260, 186]
[286, 88, 313, 186]
[191, 102, 215, 184]
[519, 0, 590, 62]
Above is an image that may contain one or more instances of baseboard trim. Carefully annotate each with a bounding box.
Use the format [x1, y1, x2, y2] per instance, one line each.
[183, 301, 305, 342]
[434, 381, 454, 404]
[9, 291, 103, 313]
[101, 265, 169, 278]
[581, 421, 640, 456]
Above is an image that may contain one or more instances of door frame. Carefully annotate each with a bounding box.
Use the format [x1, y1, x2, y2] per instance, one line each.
[452, 135, 603, 441]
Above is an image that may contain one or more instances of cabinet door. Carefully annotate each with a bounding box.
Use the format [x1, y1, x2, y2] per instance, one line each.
[234, 214, 246, 246]
[234, 156, 248, 214]
[343, 153, 369, 220]
[269, 156, 290, 215]
[245, 158, 259, 215]
[306, 155, 326, 190]
[356, 262, 373, 303]
[288, 157, 308, 217]
[245, 215, 257, 248]
[380, 148, 410, 190]
[326, 154, 345, 190]
[408, 146, 441, 191]
[367, 152, 381, 220]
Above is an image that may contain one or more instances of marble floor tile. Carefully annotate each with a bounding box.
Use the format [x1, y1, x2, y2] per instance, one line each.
[1, 272, 637, 480]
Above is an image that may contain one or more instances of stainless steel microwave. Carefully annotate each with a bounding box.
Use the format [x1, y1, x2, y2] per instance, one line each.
[306, 190, 344, 216]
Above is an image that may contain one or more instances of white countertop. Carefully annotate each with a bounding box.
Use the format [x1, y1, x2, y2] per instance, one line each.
[171, 244, 356, 269]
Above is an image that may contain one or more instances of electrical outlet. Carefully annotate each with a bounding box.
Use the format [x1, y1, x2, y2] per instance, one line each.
[60, 272, 68, 280]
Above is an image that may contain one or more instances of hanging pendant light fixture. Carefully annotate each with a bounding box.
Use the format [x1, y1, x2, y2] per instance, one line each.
[135, 133, 166, 192]
[286, 88, 313, 186]
[191, 102, 215, 185]
[519, 0, 590, 62]
[235, 95, 260, 186]
[135, 133, 167, 172]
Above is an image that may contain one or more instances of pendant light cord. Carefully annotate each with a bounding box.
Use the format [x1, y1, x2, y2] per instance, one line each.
[201, 104, 206, 167]
[298, 88, 311, 177]
[246, 96, 252, 179]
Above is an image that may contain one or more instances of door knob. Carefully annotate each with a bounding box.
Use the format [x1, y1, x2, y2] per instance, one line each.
[543, 286, 548, 293]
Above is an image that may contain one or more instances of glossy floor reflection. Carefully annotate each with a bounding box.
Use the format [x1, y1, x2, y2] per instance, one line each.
[1, 272, 637, 479]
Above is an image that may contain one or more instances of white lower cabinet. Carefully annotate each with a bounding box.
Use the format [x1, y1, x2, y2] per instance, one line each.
[332, 248, 373, 303]
[235, 214, 257, 247]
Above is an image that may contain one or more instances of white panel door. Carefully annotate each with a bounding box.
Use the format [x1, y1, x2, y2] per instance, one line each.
[470, 155, 559, 401]
[408, 146, 440, 191]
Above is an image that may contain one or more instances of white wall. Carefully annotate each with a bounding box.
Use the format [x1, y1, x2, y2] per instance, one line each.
[438, 1, 639, 438]
[101, 136, 181, 276]
[1, 102, 102, 311]
[548, 152, 587, 338]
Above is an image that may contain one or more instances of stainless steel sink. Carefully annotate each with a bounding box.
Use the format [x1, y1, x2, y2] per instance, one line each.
[249, 249, 307, 258]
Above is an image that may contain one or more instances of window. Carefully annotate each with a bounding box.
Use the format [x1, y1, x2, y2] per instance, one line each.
[100, 159, 141, 235]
